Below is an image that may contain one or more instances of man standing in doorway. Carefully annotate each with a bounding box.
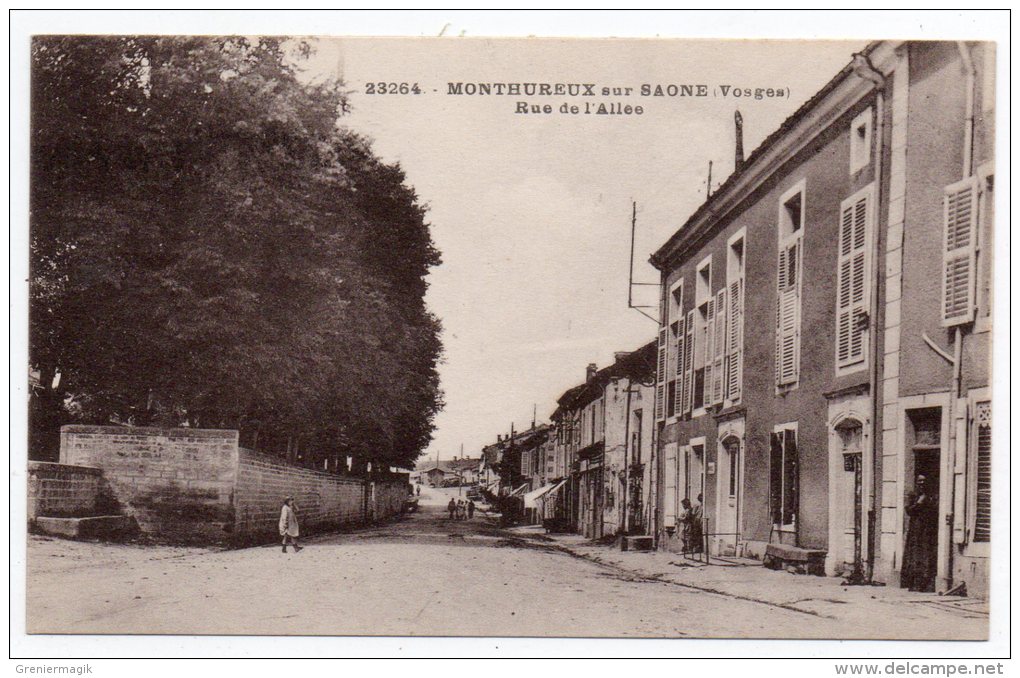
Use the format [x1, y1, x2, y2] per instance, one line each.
[902, 474, 938, 592]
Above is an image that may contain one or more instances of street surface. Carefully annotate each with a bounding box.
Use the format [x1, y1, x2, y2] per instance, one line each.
[26, 487, 987, 638]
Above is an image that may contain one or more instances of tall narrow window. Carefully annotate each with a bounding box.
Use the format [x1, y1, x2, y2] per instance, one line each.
[726, 233, 745, 403]
[693, 257, 713, 413]
[776, 182, 804, 388]
[849, 107, 873, 174]
[770, 426, 799, 527]
[836, 186, 873, 372]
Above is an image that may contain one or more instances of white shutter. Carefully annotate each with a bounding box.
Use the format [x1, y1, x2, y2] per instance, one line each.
[673, 316, 686, 417]
[703, 297, 715, 406]
[726, 278, 743, 401]
[776, 243, 800, 386]
[682, 309, 695, 416]
[712, 288, 727, 404]
[663, 443, 678, 527]
[942, 177, 979, 326]
[655, 327, 667, 421]
[836, 192, 870, 368]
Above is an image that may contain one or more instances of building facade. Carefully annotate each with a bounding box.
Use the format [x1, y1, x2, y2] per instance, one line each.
[649, 41, 994, 596]
[552, 343, 657, 540]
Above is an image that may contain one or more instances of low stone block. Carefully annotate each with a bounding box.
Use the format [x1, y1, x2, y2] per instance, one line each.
[33, 515, 139, 540]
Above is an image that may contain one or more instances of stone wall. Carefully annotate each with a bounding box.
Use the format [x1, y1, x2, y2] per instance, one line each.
[233, 449, 367, 540]
[58, 425, 410, 544]
[27, 461, 116, 520]
[372, 477, 412, 522]
[61, 425, 240, 542]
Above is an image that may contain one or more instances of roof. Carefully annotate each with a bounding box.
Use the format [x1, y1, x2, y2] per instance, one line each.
[649, 41, 880, 270]
[551, 340, 657, 418]
[417, 457, 481, 474]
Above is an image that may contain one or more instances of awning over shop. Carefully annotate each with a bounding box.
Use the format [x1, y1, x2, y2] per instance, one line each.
[509, 483, 529, 497]
[523, 479, 568, 509]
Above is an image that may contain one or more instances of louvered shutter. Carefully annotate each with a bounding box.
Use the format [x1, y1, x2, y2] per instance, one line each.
[655, 327, 667, 421]
[673, 316, 685, 417]
[726, 278, 743, 401]
[703, 297, 715, 407]
[776, 243, 800, 386]
[836, 193, 870, 368]
[663, 443, 677, 527]
[974, 401, 991, 542]
[942, 177, 979, 326]
[712, 288, 727, 404]
[682, 309, 695, 416]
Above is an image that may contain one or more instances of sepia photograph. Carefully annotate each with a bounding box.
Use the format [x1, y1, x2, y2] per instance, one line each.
[10, 9, 1008, 664]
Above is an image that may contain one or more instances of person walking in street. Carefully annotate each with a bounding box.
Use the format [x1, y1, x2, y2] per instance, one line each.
[279, 496, 302, 553]
[416, 484, 421, 496]
[467, 499, 476, 519]
[447, 497, 457, 520]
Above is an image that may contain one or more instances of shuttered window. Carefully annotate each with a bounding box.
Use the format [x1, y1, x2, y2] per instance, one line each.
[712, 288, 727, 405]
[776, 242, 801, 387]
[770, 427, 798, 526]
[726, 278, 743, 402]
[836, 188, 871, 370]
[974, 401, 991, 542]
[942, 177, 979, 326]
[673, 316, 686, 417]
[682, 309, 695, 416]
[701, 297, 715, 409]
[655, 327, 667, 421]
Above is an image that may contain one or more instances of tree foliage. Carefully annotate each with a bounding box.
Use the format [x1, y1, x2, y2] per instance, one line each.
[30, 36, 443, 470]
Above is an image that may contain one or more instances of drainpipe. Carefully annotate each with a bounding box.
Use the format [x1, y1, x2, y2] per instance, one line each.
[851, 51, 886, 583]
[941, 41, 976, 594]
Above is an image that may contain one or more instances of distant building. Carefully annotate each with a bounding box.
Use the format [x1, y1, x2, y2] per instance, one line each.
[551, 342, 657, 539]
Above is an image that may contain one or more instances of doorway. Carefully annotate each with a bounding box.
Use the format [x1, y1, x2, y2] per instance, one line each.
[902, 408, 941, 592]
[716, 434, 742, 555]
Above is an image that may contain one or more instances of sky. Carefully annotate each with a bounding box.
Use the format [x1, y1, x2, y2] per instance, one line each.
[296, 37, 865, 462]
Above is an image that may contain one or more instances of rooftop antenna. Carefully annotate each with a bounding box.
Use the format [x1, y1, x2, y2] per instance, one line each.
[627, 200, 661, 324]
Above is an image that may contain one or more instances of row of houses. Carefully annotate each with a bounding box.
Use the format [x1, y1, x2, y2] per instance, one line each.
[486, 41, 995, 598]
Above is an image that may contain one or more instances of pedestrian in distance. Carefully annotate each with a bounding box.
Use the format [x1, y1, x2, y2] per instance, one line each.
[467, 499, 476, 519]
[448, 497, 457, 520]
[279, 496, 302, 553]
[416, 484, 421, 496]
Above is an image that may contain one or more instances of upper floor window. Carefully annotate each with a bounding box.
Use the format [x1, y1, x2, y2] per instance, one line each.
[836, 184, 874, 374]
[849, 107, 873, 174]
[776, 181, 805, 389]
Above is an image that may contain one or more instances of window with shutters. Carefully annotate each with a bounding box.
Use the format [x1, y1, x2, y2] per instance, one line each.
[776, 181, 805, 390]
[655, 325, 667, 421]
[972, 401, 991, 543]
[668, 280, 684, 419]
[692, 257, 713, 415]
[681, 309, 695, 416]
[725, 230, 746, 404]
[711, 288, 728, 405]
[942, 176, 979, 326]
[835, 185, 873, 374]
[770, 424, 799, 528]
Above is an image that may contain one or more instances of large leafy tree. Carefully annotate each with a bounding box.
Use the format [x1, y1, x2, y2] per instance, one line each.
[30, 36, 442, 470]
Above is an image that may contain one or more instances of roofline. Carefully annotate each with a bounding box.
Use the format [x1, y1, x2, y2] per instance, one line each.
[650, 40, 900, 270]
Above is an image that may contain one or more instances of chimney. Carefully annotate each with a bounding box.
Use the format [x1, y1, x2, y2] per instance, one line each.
[497, 434, 502, 443]
[734, 109, 745, 169]
[614, 351, 630, 363]
[586, 363, 598, 382]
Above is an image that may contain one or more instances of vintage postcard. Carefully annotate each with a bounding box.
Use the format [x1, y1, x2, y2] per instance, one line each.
[20, 24, 1001, 649]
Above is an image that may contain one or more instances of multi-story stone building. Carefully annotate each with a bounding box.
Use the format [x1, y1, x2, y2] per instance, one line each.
[649, 40, 994, 596]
